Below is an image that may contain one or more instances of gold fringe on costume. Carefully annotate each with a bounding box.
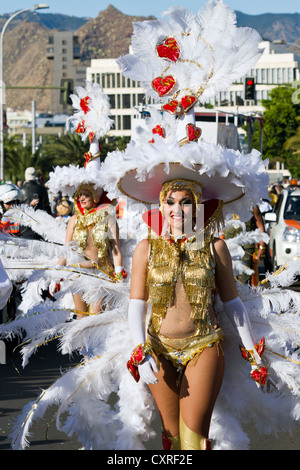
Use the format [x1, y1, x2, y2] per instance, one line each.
[72, 202, 114, 274]
[147, 199, 224, 334]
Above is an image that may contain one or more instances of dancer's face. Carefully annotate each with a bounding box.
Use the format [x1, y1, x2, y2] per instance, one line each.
[78, 189, 98, 210]
[163, 189, 194, 236]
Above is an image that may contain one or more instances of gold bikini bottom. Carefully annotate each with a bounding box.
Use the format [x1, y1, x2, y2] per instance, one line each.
[147, 327, 225, 375]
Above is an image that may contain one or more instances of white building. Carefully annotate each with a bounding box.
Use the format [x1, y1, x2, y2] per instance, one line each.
[87, 59, 154, 137]
[211, 41, 300, 113]
[86, 41, 300, 137]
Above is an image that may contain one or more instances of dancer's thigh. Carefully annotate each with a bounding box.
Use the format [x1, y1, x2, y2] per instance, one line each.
[180, 344, 224, 437]
[148, 355, 181, 437]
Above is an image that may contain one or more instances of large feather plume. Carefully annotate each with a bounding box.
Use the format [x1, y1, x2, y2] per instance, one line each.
[117, 1, 262, 106]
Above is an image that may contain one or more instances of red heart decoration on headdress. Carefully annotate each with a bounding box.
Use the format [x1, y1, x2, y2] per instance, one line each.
[181, 95, 197, 112]
[162, 100, 179, 114]
[80, 96, 90, 114]
[149, 125, 166, 143]
[152, 76, 176, 97]
[76, 120, 86, 134]
[187, 123, 202, 142]
[156, 37, 180, 63]
[152, 125, 165, 138]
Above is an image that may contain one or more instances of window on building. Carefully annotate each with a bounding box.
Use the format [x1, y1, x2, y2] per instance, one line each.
[267, 68, 272, 84]
[256, 69, 261, 84]
[278, 68, 283, 84]
[123, 115, 131, 130]
[122, 94, 131, 109]
[288, 68, 294, 83]
[117, 74, 121, 88]
[138, 94, 145, 105]
[108, 95, 116, 109]
[272, 68, 277, 84]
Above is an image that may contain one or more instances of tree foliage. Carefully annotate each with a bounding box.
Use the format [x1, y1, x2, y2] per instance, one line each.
[248, 86, 300, 178]
[3, 131, 130, 184]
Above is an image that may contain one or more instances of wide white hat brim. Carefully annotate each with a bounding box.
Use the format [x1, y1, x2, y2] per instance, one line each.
[118, 162, 244, 205]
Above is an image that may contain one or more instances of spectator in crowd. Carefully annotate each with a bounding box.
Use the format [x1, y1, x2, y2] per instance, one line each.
[21, 167, 51, 214]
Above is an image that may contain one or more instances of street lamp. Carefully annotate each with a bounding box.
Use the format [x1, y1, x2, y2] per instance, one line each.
[0, 4, 49, 181]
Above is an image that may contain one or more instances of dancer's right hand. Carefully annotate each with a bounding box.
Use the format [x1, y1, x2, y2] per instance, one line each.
[139, 355, 158, 385]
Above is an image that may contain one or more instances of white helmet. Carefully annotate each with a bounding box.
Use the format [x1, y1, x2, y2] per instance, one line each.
[0, 183, 22, 204]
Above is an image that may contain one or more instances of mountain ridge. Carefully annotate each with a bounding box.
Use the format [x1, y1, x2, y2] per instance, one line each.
[1, 5, 300, 112]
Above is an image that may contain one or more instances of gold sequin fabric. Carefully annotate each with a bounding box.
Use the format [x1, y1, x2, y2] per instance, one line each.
[147, 232, 216, 334]
[147, 327, 225, 371]
[73, 205, 114, 273]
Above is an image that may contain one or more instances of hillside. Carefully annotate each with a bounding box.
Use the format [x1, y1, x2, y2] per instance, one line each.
[76, 5, 155, 62]
[3, 21, 53, 112]
[1, 5, 300, 112]
[235, 11, 300, 43]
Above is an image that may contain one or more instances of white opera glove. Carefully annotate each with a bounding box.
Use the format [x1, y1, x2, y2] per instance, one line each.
[223, 297, 269, 388]
[127, 299, 158, 385]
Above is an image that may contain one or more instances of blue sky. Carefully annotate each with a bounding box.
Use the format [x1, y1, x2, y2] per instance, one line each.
[0, 0, 299, 18]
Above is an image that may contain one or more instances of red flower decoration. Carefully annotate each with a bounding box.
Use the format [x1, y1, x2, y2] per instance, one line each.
[80, 96, 90, 114]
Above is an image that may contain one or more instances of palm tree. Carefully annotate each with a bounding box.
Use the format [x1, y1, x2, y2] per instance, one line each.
[42, 131, 89, 167]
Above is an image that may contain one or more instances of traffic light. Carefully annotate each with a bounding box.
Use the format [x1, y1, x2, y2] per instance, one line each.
[60, 79, 74, 105]
[244, 77, 256, 101]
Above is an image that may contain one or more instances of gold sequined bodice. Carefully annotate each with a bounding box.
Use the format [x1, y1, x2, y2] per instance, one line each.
[73, 205, 113, 272]
[147, 232, 216, 334]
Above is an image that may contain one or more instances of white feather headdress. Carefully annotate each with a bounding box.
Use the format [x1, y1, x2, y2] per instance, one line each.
[100, 1, 268, 221]
[117, 1, 262, 114]
[47, 81, 113, 198]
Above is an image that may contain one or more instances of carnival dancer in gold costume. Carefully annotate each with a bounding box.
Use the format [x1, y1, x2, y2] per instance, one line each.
[101, 3, 279, 450]
[49, 81, 127, 318]
[5, 4, 300, 451]
[57, 179, 123, 318]
[122, 163, 273, 450]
